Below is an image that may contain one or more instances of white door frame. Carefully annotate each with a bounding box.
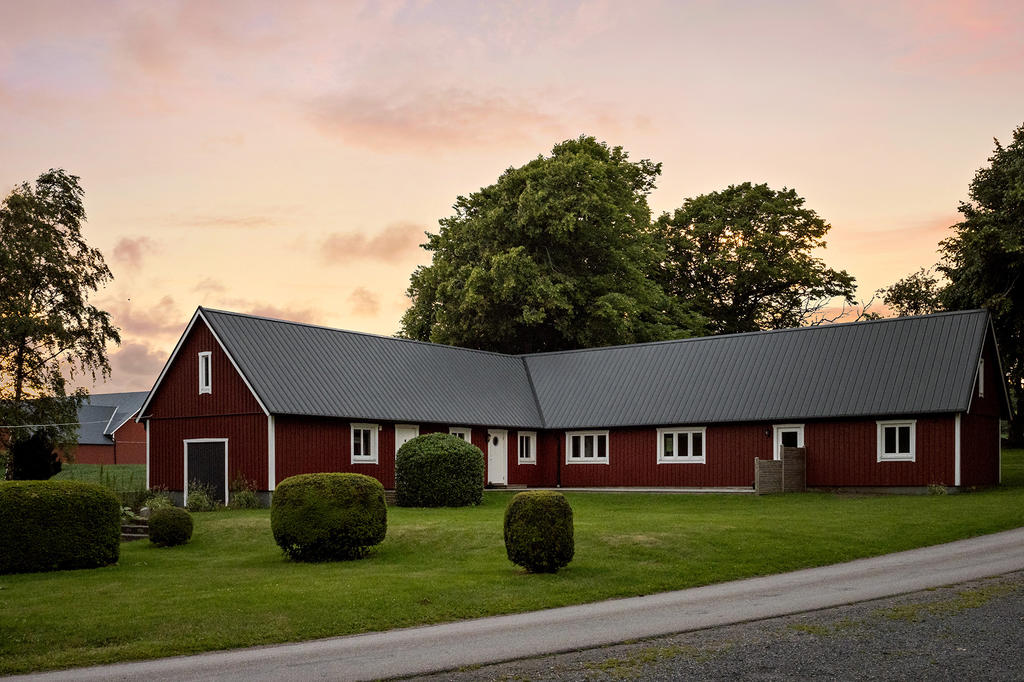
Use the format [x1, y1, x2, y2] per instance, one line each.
[183, 438, 229, 505]
[395, 424, 419, 452]
[487, 429, 508, 485]
[772, 424, 804, 461]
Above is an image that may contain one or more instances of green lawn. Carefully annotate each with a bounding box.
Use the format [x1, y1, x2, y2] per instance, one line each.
[53, 463, 147, 491]
[3, 454, 1024, 674]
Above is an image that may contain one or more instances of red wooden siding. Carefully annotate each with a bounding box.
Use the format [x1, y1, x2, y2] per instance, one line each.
[960, 331, 1002, 486]
[148, 414, 268, 492]
[274, 416, 396, 489]
[804, 416, 954, 487]
[146, 322, 264, 419]
[69, 444, 115, 465]
[553, 425, 768, 487]
[112, 418, 146, 464]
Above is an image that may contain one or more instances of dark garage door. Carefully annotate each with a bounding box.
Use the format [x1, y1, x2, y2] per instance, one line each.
[187, 441, 226, 504]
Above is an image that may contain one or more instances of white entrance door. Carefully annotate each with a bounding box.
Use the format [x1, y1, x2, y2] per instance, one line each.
[395, 425, 419, 451]
[487, 429, 508, 486]
[772, 424, 804, 460]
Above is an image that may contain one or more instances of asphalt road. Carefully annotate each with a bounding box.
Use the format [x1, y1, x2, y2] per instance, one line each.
[14, 527, 1024, 682]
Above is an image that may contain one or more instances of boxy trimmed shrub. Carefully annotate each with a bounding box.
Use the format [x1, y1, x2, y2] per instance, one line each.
[149, 507, 194, 547]
[395, 433, 485, 507]
[504, 491, 575, 573]
[271, 473, 387, 561]
[0, 480, 120, 574]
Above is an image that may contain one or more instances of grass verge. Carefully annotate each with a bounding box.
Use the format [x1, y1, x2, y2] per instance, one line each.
[53, 464, 147, 491]
[2, 453, 1024, 674]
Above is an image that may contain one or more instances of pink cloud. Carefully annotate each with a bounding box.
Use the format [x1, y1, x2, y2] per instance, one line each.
[112, 236, 155, 270]
[239, 303, 324, 326]
[103, 295, 184, 339]
[104, 341, 169, 392]
[347, 288, 380, 317]
[308, 87, 566, 150]
[193, 278, 226, 294]
[321, 222, 425, 264]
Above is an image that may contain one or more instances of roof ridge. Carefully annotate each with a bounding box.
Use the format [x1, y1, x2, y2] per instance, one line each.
[199, 307, 521, 360]
[521, 309, 990, 359]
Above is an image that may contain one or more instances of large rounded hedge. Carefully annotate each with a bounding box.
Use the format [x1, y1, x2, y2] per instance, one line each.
[0, 480, 120, 574]
[271, 473, 387, 561]
[504, 491, 575, 573]
[149, 507, 193, 547]
[395, 433, 485, 507]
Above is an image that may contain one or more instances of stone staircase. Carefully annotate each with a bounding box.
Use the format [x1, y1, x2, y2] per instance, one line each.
[121, 518, 149, 542]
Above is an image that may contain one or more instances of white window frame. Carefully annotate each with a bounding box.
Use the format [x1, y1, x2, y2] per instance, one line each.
[351, 423, 379, 464]
[877, 420, 916, 462]
[518, 431, 537, 464]
[565, 430, 609, 464]
[198, 351, 212, 395]
[656, 427, 707, 464]
[449, 426, 471, 441]
[978, 358, 985, 398]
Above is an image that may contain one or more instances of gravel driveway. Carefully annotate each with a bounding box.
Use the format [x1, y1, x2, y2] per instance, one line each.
[417, 571, 1024, 681]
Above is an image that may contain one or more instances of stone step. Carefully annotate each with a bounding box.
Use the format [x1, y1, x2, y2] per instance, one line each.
[120, 532, 148, 542]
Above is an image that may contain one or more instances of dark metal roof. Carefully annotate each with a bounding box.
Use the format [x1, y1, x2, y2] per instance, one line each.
[76, 392, 148, 444]
[524, 309, 992, 428]
[188, 308, 992, 430]
[201, 309, 544, 428]
[76, 404, 117, 445]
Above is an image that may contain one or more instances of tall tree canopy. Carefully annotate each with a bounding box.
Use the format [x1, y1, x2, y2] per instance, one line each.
[0, 169, 120, 474]
[939, 123, 1024, 440]
[400, 136, 703, 353]
[881, 267, 943, 317]
[655, 182, 856, 335]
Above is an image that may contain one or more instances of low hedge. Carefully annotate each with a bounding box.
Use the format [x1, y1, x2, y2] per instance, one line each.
[395, 433, 485, 507]
[0, 480, 120, 574]
[271, 473, 387, 561]
[149, 507, 194, 547]
[504, 491, 575, 573]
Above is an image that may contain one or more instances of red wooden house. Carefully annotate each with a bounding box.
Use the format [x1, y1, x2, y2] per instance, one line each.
[139, 308, 1009, 505]
[70, 392, 148, 465]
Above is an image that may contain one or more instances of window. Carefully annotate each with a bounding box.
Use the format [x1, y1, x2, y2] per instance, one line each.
[351, 423, 379, 464]
[877, 420, 915, 462]
[566, 431, 609, 464]
[198, 351, 212, 394]
[657, 427, 706, 463]
[978, 358, 985, 398]
[518, 431, 537, 464]
[449, 427, 470, 441]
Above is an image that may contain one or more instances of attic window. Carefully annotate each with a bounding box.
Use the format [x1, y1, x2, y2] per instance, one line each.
[877, 420, 915, 462]
[978, 358, 985, 398]
[198, 352, 212, 394]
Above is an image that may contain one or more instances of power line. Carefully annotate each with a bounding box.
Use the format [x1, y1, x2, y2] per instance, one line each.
[0, 420, 107, 429]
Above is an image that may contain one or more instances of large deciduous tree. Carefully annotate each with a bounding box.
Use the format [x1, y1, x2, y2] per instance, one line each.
[939, 123, 1024, 441]
[655, 182, 856, 335]
[0, 169, 120, 477]
[881, 267, 944, 317]
[400, 136, 703, 353]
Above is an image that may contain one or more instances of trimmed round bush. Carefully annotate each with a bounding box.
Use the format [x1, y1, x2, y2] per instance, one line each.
[148, 507, 194, 547]
[271, 473, 387, 561]
[395, 433, 485, 507]
[504, 491, 575, 573]
[0, 480, 120, 574]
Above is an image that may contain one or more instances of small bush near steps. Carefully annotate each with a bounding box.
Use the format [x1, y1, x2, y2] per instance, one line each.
[395, 433, 484, 507]
[504, 491, 575, 573]
[271, 473, 387, 561]
[149, 507, 194, 547]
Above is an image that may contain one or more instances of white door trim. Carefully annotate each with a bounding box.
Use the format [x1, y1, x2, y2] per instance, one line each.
[772, 424, 804, 461]
[487, 429, 508, 485]
[395, 424, 419, 452]
[183, 438, 229, 505]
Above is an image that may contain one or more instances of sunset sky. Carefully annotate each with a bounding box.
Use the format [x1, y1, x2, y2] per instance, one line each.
[2, 0, 1023, 394]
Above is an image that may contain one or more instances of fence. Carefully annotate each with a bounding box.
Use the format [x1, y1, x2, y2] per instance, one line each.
[754, 446, 806, 494]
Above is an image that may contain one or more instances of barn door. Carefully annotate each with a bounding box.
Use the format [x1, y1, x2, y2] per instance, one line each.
[772, 425, 804, 461]
[185, 440, 227, 505]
